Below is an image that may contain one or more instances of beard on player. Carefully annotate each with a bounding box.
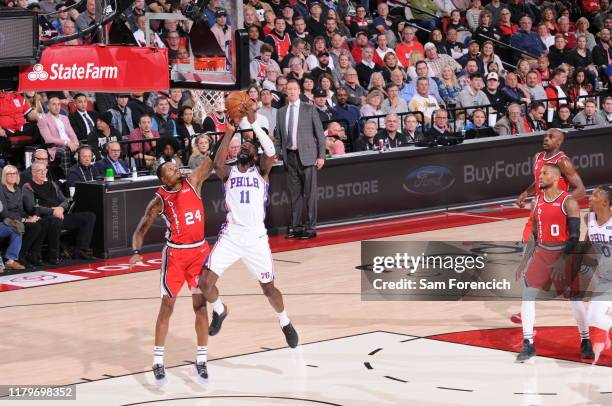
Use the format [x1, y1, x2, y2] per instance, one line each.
[237, 142, 258, 167]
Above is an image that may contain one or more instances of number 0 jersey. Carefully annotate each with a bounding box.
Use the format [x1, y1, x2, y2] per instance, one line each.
[156, 179, 205, 248]
[223, 165, 269, 232]
[535, 191, 570, 247]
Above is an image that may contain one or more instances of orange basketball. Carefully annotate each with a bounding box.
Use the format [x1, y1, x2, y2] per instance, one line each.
[225, 91, 250, 119]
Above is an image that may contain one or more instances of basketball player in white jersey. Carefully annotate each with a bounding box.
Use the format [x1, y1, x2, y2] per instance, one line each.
[198, 101, 299, 348]
[584, 186, 612, 362]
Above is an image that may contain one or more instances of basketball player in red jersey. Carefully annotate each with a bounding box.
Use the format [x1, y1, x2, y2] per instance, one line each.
[512, 128, 585, 324]
[129, 125, 230, 385]
[516, 163, 594, 362]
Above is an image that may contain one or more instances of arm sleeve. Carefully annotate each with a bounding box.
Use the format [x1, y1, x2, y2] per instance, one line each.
[252, 121, 276, 157]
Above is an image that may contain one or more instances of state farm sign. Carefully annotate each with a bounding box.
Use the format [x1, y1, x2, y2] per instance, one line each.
[19, 45, 169, 92]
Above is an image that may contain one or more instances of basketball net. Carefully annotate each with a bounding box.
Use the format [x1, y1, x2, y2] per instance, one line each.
[190, 89, 225, 125]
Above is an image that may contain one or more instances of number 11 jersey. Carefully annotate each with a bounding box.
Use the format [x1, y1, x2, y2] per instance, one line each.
[224, 166, 269, 232]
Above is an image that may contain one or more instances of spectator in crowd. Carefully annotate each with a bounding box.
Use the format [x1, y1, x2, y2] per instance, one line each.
[550, 104, 574, 128]
[409, 78, 441, 125]
[573, 98, 606, 126]
[94, 141, 131, 176]
[0, 169, 26, 270]
[437, 65, 464, 107]
[274, 80, 325, 239]
[567, 67, 594, 109]
[258, 89, 278, 134]
[537, 23, 555, 51]
[123, 0, 146, 31]
[466, 0, 484, 31]
[349, 7, 369, 38]
[401, 61, 443, 104]
[395, 26, 425, 68]
[280, 39, 306, 73]
[188, 134, 212, 170]
[176, 106, 201, 142]
[510, 16, 547, 60]
[568, 35, 599, 84]
[307, 2, 326, 38]
[167, 89, 190, 120]
[480, 41, 505, 77]
[501, 72, 531, 104]
[444, 28, 466, 61]
[324, 122, 346, 156]
[0, 165, 46, 268]
[354, 120, 379, 152]
[446, 8, 468, 31]
[265, 17, 291, 61]
[458, 59, 482, 87]
[69, 93, 98, 141]
[127, 114, 158, 169]
[474, 10, 502, 44]
[287, 56, 307, 83]
[128, 93, 154, 126]
[0, 90, 39, 163]
[52, 3, 71, 35]
[374, 113, 409, 148]
[88, 111, 121, 160]
[248, 25, 264, 62]
[498, 8, 519, 41]
[360, 90, 385, 119]
[411, 0, 439, 31]
[153, 137, 182, 170]
[66, 145, 101, 186]
[343, 69, 367, 106]
[494, 102, 527, 135]
[75, 0, 96, 32]
[373, 34, 398, 67]
[313, 88, 335, 123]
[548, 34, 570, 69]
[593, 28, 612, 77]
[382, 83, 409, 114]
[37, 97, 78, 178]
[350, 31, 372, 65]
[593, 1, 611, 31]
[558, 16, 577, 49]
[272, 76, 288, 108]
[20, 149, 54, 186]
[484, 0, 505, 25]
[227, 136, 241, 160]
[600, 96, 612, 124]
[23, 162, 96, 264]
[329, 35, 353, 69]
[525, 71, 548, 102]
[457, 73, 489, 115]
[202, 100, 228, 133]
[318, 73, 336, 107]
[459, 41, 484, 73]
[301, 74, 316, 103]
[402, 113, 425, 144]
[539, 6, 559, 35]
[333, 88, 360, 127]
[424, 109, 456, 146]
[545, 68, 570, 108]
[535, 56, 552, 86]
[109, 94, 135, 137]
[151, 97, 178, 137]
[292, 16, 313, 46]
[464, 109, 497, 138]
[356, 47, 381, 89]
[523, 101, 547, 132]
[211, 10, 232, 54]
[424, 42, 462, 78]
[133, 14, 166, 48]
[204, 0, 232, 27]
[281, 4, 295, 35]
[373, 2, 397, 47]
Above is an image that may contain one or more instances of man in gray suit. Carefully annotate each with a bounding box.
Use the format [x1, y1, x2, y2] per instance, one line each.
[275, 80, 326, 239]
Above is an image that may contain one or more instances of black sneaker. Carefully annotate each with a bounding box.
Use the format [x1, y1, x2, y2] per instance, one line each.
[581, 338, 595, 359]
[152, 363, 167, 386]
[282, 323, 299, 348]
[195, 362, 209, 384]
[516, 339, 536, 362]
[209, 305, 228, 336]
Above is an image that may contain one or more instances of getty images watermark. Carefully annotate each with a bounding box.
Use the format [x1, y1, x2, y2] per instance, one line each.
[360, 241, 612, 301]
[360, 241, 527, 301]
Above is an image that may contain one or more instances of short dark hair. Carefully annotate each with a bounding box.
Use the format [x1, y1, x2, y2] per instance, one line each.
[469, 72, 483, 80]
[156, 161, 170, 180]
[552, 67, 566, 78]
[260, 43, 274, 54]
[529, 101, 545, 111]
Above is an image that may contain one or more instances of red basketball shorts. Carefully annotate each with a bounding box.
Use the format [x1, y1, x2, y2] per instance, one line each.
[160, 243, 210, 298]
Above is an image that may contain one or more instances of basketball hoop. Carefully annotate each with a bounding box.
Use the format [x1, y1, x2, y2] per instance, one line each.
[190, 89, 225, 125]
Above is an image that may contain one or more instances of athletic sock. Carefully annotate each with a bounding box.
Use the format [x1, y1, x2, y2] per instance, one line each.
[212, 298, 224, 315]
[196, 346, 208, 363]
[571, 300, 590, 339]
[153, 346, 165, 365]
[522, 300, 536, 344]
[277, 310, 290, 327]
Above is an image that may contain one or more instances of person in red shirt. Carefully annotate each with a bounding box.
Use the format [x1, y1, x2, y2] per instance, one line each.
[516, 163, 593, 362]
[558, 16, 577, 49]
[394, 26, 425, 69]
[0, 91, 39, 164]
[129, 128, 220, 385]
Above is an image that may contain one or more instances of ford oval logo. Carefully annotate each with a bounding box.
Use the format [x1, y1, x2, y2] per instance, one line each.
[403, 166, 455, 194]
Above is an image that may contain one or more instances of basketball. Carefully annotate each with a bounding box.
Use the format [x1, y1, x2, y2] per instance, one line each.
[225, 91, 251, 120]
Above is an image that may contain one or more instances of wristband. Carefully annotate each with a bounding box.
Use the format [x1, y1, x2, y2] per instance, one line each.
[132, 249, 141, 255]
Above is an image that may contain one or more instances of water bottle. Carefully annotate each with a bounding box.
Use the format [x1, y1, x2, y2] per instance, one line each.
[461, 127, 466, 139]
[131, 165, 138, 180]
[34, 198, 40, 216]
[378, 139, 384, 152]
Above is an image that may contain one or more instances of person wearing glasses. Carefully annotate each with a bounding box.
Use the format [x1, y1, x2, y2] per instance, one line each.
[0, 165, 46, 269]
[20, 149, 55, 186]
[94, 141, 131, 176]
[22, 162, 96, 264]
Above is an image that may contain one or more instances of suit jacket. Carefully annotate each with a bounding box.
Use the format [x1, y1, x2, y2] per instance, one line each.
[69, 110, 98, 141]
[494, 116, 527, 136]
[274, 102, 325, 167]
[94, 157, 131, 176]
[37, 112, 79, 160]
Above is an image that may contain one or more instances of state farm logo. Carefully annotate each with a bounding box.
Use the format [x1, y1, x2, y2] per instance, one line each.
[27, 64, 49, 81]
[26, 62, 118, 81]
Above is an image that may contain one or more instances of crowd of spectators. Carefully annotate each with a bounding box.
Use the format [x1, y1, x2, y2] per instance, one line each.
[2, 0, 612, 270]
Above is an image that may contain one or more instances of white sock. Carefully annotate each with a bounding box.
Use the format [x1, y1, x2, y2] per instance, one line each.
[277, 310, 290, 327]
[196, 346, 208, 363]
[212, 298, 224, 315]
[153, 346, 164, 365]
[571, 300, 590, 339]
[521, 300, 536, 343]
[589, 301, 612, 331]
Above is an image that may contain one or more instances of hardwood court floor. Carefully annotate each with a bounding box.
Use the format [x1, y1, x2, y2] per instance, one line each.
[1, 215, 611, 405]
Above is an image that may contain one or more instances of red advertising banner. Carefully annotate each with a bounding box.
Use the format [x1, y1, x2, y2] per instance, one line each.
[18, 45, 169, 92]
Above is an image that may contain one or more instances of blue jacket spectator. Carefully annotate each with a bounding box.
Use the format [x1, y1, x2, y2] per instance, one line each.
[510, 17, 546, 61]
[400, 78, 444, 105]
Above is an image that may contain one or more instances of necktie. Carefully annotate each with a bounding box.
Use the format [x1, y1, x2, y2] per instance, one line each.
[113, 161, 125, 175]
[287, 104, 295, 149]
[82, 112, 94, 133]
